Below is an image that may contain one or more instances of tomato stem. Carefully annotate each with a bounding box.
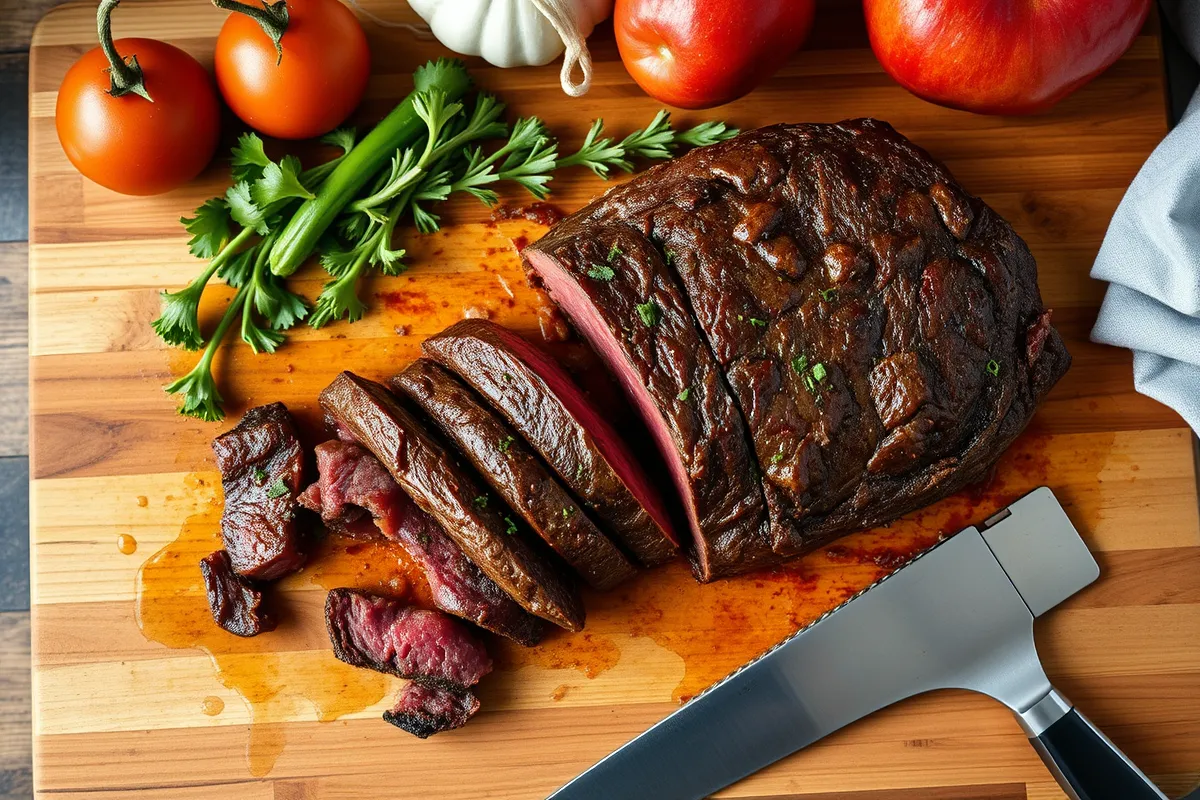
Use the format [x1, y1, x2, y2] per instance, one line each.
[211, 0, 289, 64]
[96, 0, 152, 101]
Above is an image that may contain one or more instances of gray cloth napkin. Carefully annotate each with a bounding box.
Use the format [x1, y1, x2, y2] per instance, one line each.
[1090, 0, 1200, 434]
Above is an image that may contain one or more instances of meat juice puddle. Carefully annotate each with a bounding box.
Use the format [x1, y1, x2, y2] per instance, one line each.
[134, 476, 430, 777]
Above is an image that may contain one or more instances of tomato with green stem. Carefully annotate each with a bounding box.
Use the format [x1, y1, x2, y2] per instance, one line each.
[213, 0, 371, 140]
[55, 0, 221, 196]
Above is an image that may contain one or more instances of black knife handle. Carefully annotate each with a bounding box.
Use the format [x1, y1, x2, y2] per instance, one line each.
[1031, 706, 1165, 800]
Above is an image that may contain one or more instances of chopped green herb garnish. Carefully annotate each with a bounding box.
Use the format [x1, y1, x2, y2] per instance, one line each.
[607, 243, 623, 263]
[473, 495, 489, 509]
[252, 468, 267, 484]
[266, 479, 289, 499]
[664, 248, 677, 266]
[748, 317, 768, 328]
[502, 372, 513, 382]
[417, 532, 432, 547]
[820, 287, 837, 302]
[636, 301, 661, 327]
[588, 264, 616, 281]
[791, 355, 809, 374]
[498, 436, 514, 453]
[575, 464, 584, 480]
[771, 452, 784, 464]
[562, 507, 574, 518]
[504, 515, 518, 535]
[986, 359, 1001, 377]
[810, 363, 827, 383]
[677, 387, 691, 401]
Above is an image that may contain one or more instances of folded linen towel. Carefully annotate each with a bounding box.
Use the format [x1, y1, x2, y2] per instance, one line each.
[1090, 0, 1200, 434]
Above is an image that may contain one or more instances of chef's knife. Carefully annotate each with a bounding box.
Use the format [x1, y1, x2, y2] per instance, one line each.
[549, 487, 1165, 800]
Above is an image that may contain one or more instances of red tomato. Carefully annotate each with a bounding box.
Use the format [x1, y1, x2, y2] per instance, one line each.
[55, 38, 221, 196]
[864, 0, 1152, 115]
[214, 0, 371, 140]
[614, 0, 815, 109]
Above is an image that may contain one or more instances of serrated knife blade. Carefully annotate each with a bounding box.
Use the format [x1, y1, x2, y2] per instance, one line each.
[548, 487, 1165, 800]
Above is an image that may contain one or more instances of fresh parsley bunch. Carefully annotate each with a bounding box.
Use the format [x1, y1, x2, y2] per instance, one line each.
[153, 61, 739, 422]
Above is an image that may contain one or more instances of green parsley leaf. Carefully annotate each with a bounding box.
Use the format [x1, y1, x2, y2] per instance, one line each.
[252, 155, 314, 207]
[498, 436, 514, 453]
[473, 495, 489, 509]
[225, 181, 270, 235]
[791, 355, 809, 374]
[677, 387, 691, 401]
[253, 468, 267, 484]
[266, 479, 289, 499]
[181, 199, 233, 259]
[986, 359, 1001, 377]
[819, 287, 837, 302]
[771, 452, 784, 464]
[575, 464, 584, 480]
[562, 507, 574, 518]
[636, 301, 661, 327]
[810, 363, 828, 383]
[504, 515, 518, 535]
[607, 243, 623, 263]
[230, 133, 271, 184]
[664, 248, 677, 266]
[587, 264, 616, 281]
[748, 317, 768, 328]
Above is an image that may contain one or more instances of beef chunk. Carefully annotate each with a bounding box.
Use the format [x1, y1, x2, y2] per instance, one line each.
[422, 319, 679, 567]
[383, 682, 480, 738]
[392, 359, 637, 591]
[523, 120, 1070, 575]
[325, 588, 492, 687]
[320, 372, 585, 632]
[302, 440, 545, 646]
[199, 550, 275, 637]
[211, 403, 306, 581]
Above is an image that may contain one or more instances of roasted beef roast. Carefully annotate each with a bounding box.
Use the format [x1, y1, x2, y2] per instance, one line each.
[392, 359, 638, 591]
[423, 319, 679, 567]
[301, 440, 546, 646]
[524, 120, 1070, 579]
[320, 372, 586, 632]
[211, 402, 307, 580]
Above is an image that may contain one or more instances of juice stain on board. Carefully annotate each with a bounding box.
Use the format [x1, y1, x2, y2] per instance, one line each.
[135, 474, 414, 777]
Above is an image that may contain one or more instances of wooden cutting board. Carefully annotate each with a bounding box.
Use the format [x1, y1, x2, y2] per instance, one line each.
[27, 2, 1200, 798]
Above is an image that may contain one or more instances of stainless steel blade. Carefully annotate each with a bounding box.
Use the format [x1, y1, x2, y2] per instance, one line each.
[550, 488, 1086, 800]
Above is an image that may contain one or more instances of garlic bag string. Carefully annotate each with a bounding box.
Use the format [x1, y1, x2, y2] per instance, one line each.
[342, 0, 433, 38]
[528, 0, 594, 97]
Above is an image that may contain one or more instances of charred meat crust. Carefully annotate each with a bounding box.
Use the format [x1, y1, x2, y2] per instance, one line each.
[301, 440, 546, 646]
[211, 402, 307, 581]
[392, 359, 638, 591]
[422, 319, 679, 567]
[383, 682, 480, 738]
[525, 120, 1070, 575]
[199, 550, 276, 637]
[319, 372, 586, 632]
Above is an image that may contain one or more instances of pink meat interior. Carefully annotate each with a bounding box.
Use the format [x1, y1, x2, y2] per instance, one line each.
[526, 251, 689, 547]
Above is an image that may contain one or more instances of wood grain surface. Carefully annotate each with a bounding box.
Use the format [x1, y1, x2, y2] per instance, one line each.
[27, 2, 1200, 798]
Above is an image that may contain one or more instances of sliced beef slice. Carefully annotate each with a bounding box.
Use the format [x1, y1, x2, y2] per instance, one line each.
[524, 219, 776, 581]
[302, 440, 545, 646]
[199, 550, 275, 637]
[212, 402, 307, 580]
[525, 120, 1070, 569]
[392, 359, 638, 591]
[422, 319, 679, 567]
[384, 681, 480, 738]
[320, 372, 585, 632]
[324, 588, 493, 687]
